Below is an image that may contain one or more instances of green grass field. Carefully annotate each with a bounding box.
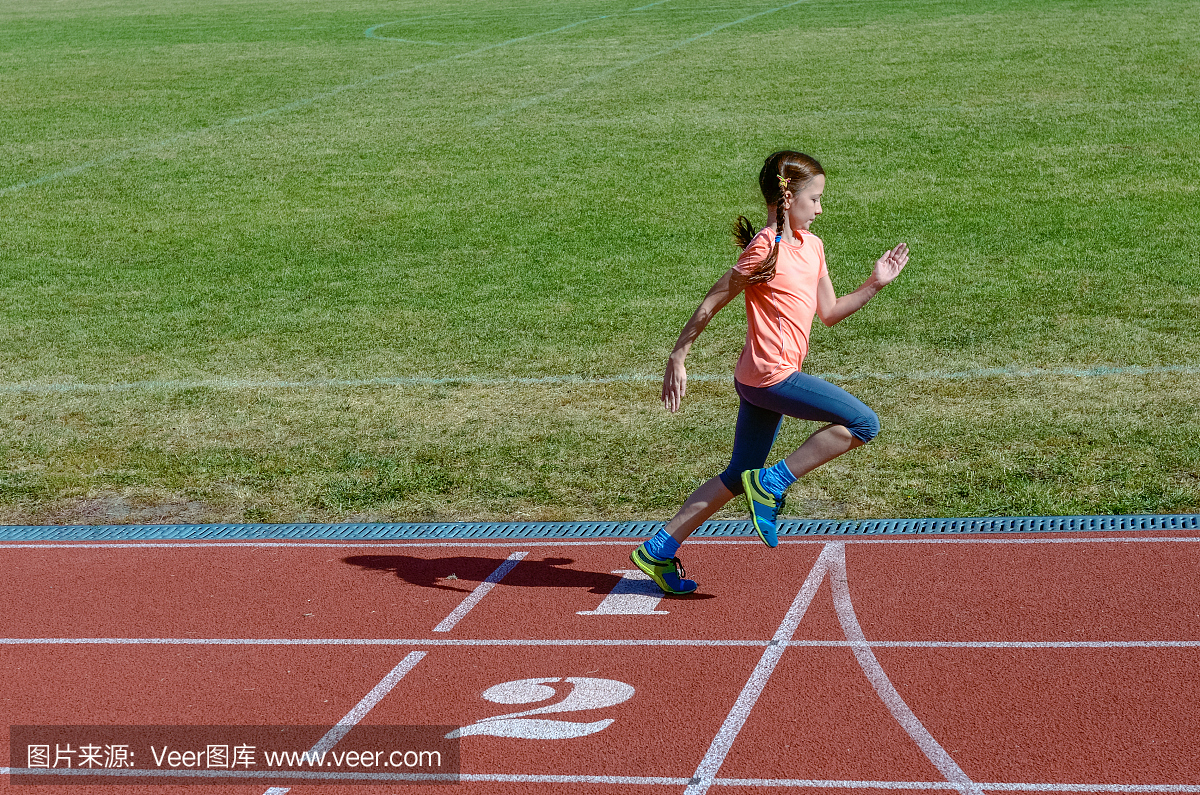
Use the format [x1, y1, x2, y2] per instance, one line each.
[1, 0, 1197, 525]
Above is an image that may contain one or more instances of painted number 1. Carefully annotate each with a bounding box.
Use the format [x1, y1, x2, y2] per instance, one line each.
[446, 677, 635, 740]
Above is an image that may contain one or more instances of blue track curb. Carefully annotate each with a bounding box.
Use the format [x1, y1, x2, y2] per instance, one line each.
[1, 515, 1197, 541]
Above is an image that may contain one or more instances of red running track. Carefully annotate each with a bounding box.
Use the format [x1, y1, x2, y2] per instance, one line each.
[3, 531, 1200, 793]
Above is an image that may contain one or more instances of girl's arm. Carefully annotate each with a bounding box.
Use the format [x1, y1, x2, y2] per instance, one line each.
[815, 242, 908, 327]
[662, 268, 748, 413]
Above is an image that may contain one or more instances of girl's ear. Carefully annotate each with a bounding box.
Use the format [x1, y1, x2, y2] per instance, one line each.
[781, 190, 793, 210]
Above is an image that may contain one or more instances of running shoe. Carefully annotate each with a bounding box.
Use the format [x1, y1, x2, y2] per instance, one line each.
[630, 544, 698, 595]
[742, 468, 785, 548]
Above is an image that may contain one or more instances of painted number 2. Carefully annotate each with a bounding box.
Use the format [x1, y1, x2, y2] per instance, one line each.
[446, 677, 635, 740]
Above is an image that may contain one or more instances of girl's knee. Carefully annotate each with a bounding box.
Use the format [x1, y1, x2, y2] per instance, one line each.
[718, 468, 745, 496]
[851, 408, 880, 443]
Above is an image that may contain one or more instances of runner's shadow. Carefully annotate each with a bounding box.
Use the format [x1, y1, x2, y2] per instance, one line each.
[344, 554, 624, 595]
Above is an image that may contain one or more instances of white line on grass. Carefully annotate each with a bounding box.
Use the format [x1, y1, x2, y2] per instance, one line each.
[477, 0, 812, 125]
[0, 7, 650, 198]
[432, 551, 527, 631]
[1, 363, 1195, 395]
[685, 543, 836, 795]
[365, 1, 673, 46]
[365, 13, 475, 46]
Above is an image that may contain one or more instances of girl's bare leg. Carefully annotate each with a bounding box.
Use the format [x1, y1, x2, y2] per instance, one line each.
[664, 476, 735, 544]
[663, 424, 859, 546]
[782, 423, 863, 478]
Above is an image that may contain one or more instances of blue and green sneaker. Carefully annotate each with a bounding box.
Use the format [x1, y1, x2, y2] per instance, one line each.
[742, 468, 785, 548]
[630, 544, 698, 595]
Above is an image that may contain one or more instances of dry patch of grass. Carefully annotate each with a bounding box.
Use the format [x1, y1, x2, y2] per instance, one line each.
[1, 373, 1196, 526]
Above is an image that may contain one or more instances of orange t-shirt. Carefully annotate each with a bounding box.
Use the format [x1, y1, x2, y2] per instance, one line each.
[733, 226, 828, 388]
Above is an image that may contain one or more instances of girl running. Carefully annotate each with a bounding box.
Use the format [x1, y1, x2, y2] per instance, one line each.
[631, 150, 908, 594]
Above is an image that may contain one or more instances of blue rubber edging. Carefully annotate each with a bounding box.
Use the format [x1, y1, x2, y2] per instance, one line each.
[1, 515, 1198, 541]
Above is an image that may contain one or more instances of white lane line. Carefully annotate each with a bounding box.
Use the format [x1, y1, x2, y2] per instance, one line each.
[456, 773, 688, 784]
[970, 786, 1200, 793]
[684, 543, 838, 795]
[713, 780, 962, 790]
[0, 637, 763, 646]
[432, 552, 527, 632]
[318, 650, 427, 749]
[817, 640, 1200, 649]
[829, 544, 982, 795]
[6, 769, 1200, 790]
[260, 649, 425, 795]
[5, 636, 1200, 648]
[715, 782, 1200, 792]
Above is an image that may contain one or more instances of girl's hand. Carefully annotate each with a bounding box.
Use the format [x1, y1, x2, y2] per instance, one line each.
[872, 242, 909, 286]
[662, 356, 687, 413]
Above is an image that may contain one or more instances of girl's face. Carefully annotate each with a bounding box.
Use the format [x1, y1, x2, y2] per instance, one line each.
[786, 174, 824, 233]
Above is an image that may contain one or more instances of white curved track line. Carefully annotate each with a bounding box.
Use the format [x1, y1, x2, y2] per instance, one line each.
[828, 543, 982, 794]
[684, 543, 838, 795]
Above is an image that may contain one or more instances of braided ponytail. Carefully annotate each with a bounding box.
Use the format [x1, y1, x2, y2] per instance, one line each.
[732, 215, 757, 249]
[734, 150, 824, 285]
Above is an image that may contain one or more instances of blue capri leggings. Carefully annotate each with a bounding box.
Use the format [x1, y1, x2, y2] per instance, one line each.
[718, 372, 880, 496]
